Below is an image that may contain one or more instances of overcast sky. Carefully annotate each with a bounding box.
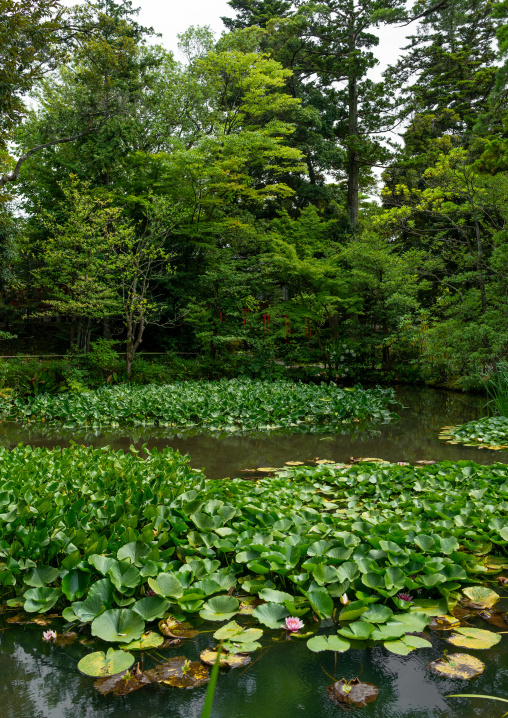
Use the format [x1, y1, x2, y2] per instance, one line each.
[134, 0, 413, 77]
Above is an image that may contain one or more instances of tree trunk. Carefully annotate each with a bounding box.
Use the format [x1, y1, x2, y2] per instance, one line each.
[347, 74, 359, 231]
[70, 314, 76, 350]
[125, 317, 145, 378]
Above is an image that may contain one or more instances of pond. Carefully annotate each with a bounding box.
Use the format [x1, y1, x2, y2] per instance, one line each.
[1, 386, 507, 718]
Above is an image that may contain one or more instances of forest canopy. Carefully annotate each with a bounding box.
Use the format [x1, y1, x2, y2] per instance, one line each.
[2, 0, 508, 389]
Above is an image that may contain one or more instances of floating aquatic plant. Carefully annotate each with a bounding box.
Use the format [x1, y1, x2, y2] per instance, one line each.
[1, 379, 398, 432]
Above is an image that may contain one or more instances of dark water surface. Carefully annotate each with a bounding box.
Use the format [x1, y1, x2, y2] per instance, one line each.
[1, 387, 508, 718]
[1, 387, 507, 475]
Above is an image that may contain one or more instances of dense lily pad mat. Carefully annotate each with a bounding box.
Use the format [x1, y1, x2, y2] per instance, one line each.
[0, 378, 397, 432]
[0, 445, 506, 654]
[439, 416, 508, 450]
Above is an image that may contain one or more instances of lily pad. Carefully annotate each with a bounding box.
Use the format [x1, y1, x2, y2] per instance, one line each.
[145, 656, 209, 688]
[200, 647, 251, 669]
[91, 609, 145, 644]
[78, 648, 135, 677]
[257, 468, 280, 472]
[132, 596, 171, 622]
[122, 632, 164, 651]
[462, 586, 499, 609]
[94, 665, 151, 696]
[199, 595, 239, 622]
[307, 635, 350, 653]
[159, 618, 199, 639]
[285, 461, 304, 466]
[429, 615, 461, 631]
[410, 598, 448, 616]
[428, 653, 485, 679]
[213, 621, 263, 642]
[447, 627, 502, 650]
[252, 602, 289, 629]
[327, 678, 379, 708]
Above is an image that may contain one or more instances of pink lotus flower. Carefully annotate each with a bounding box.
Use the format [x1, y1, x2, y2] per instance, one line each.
[397, 593, 413, 602]
[285, 617, 304, 633]
[42, 630, 57, 642]
[397, 462, 409, 466]
[146, 589, 156, 597]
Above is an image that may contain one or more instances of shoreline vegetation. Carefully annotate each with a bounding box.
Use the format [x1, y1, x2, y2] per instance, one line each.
[0, 379, 398, 431]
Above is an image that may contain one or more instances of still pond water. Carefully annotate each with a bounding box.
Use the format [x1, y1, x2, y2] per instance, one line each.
[1, 387, 507, 718]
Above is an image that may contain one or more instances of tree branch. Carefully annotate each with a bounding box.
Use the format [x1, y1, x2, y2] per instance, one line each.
[1, 117, 96, 189]
[399, 0, 449, 27]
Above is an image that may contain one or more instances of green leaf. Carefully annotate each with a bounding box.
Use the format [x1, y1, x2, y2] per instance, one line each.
[78, 648, 135, 677]
[122, 632, 164, 651]
[307, 589, 334, 618]
[62, 570, 90, 601]
[24, 587, 62, 613]
[307, 634, 350, 653]
[258, 588, 293, 604]
[91, 609, 145, 643]
[361, 604, 393, 624]
[117, 541, 150, 566]
[384, 639, 413, 655]
[337, 621, 374, 640]
[199, 595, 240, 622]
[24, 566, 60, 588]
[148, 573, 184, 599]
[131, 596, 171, 622]
[339, 600, 370, 622]
[252, 602, 289, 629]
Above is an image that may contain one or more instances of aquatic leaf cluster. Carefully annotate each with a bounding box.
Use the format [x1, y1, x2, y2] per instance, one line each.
[0, 379, 397, 431]
[439, 418, 508, 450]
[0, 445, 506, 655]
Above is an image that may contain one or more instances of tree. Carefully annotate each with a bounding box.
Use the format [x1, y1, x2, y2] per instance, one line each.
[280, 0, 409, 230]
[379, 149, 508, 316]
[31, 178, 179, 374]
[29, 176, 128, 351]
[223, 0, 293, 30]
[384, 0, 498, 191]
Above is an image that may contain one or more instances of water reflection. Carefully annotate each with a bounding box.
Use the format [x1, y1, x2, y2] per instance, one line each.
[0, 387, 504, 476]
[1, 621, 506, 718]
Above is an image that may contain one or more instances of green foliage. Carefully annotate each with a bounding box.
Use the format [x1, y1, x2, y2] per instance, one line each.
[0, 444, 505, 658]
[0, 378, 397, 431]
[440, 416, 508, 450]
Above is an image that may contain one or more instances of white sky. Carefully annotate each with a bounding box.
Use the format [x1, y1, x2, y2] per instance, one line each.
[134, 0, 413, 77]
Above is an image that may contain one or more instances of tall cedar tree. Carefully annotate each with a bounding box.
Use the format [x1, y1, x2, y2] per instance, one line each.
[223, 0, 293, 29]
[384, 0, 497, 190]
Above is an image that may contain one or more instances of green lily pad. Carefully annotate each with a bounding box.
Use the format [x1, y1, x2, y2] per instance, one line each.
[337, 621, 374, 640]
[131, 596, 171, 622]
[428, 653, 485, 679]
[91, 609, 145, 643]
[78, 648, 135, 677]
[361, 604, 393, 624]
[410, 599, 448, 616]
[252, 602, 289, 629]
[199, 595, 240, 622]
[447, 627, 502, 649]
[307, 635, 350, 653]
[122, 632, 164, 651]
